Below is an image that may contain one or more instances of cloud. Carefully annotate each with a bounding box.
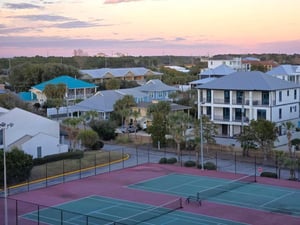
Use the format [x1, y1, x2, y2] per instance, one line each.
[4, 3, 42, 9]
[104, 0, 142, 4]
[53, 21, 108, 29]
[257, 39, 300, 54]
[8, 14, 73, 22]
[0, 26, 36, 34]
[173, 37, 186, 42]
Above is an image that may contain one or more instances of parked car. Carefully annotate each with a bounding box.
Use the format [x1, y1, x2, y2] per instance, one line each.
[119, 125, 136, 133]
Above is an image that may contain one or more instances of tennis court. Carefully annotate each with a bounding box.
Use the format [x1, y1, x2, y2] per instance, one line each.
[21, 195, 249, 225]
[129, 173, 300, 217]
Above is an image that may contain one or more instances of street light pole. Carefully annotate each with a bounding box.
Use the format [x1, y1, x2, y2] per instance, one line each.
[200, 109, 204, 171]
[1, 122, 13, 225]
[197, 88, 204, 171]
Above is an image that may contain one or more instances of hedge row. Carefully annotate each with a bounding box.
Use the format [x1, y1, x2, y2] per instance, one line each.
[33, 150, 84, 165]
[184, 160, 217, 170]
[159, 157, 178, 164]
[260, 171, 278, 179]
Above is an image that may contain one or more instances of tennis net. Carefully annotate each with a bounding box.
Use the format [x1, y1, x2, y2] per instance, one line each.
[114, 197, 182, 225]
[197, 174, 256, 201]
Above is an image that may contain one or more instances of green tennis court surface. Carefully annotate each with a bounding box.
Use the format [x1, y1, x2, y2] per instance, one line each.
[129, 173, 300, 217]
[22, 195, 249, 225]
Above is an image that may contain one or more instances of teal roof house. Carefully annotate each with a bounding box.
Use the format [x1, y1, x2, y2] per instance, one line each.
[30, 75, 97, 105]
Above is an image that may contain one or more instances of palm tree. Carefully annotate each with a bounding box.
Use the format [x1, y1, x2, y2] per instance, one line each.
[131, 110, 140, 138]
[62, 117, 82, 151]
[114, 95, 136, 128]
[43, 83, 67, 119]
[167, 111, 190, 161]
[81, 110, 99, 129]
[147, 101, 171, 148]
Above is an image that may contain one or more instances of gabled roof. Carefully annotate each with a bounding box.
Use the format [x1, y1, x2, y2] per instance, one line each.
[267, 64, 300, 76]
[134, 79, 178, 92]
[80, 67, 162, 79]
[189, 77, 216, 85]
[69, 90, 123, 112]
[32, 75, 96, 91]
[198, 71, 299, 91]
[200, 64, 235, 76]
[69, 88, 149, 113]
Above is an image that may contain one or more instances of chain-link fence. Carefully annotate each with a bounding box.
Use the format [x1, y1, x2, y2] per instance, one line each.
[1, 143, 300, 197]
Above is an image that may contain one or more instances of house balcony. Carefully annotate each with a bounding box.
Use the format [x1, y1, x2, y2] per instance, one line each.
[66, 93, 94, 100]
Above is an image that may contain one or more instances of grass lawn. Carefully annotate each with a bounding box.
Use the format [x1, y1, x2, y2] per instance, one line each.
[29, 151, 125, 181]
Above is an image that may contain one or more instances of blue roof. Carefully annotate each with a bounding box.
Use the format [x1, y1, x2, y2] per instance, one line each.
[80, 67, 162, 79]
[18, 92, 37, 101]
[200, 64, 235, 76]
[32, 75, 96, 91]
[267, 64, 300, 76]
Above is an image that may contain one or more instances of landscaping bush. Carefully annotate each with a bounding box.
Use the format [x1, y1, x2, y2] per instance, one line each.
[159, 157, 168, 164]
[204, 161, 217, 170]
[184, 160, 196, 167]
[33, 151, 84, 165]
[260, 171, 278, 179]
[167, 157, 177, 164]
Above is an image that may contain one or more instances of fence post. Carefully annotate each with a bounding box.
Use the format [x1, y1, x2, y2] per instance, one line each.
[63, 160, 65, 183]
[15, 199, 18, 225]
[148, 147, 150, 163]
[46, 162, 48, 187]
[122, 148, 125, 169]
[94, 153, 97, 175]
[234, 152, 237, 174]
[254, 156, 257, 182]
[79, 158, 82, 179]
[109, 151, 111, 172]
[215, 151, 218, 170]
[136, 147, 138, 165]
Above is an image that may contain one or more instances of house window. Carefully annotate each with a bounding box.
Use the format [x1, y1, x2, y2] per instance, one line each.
[257, 109, 266, 119]
[287, 90, 289, 96]
[237, 91, 244, 104]
[207, 106, 211, 116]
[207, 90, 211, 103]
[294, 89, 297, 100]
[223, 108, 230, 120]
[235, 108, 242, 121]
[290, 107, 293, 113]
[279, 108, 282, 119]
[37, 146, 42, 158]
[279, 91, 282, 102]
[262, 91, 269, 105]
[224, 90, 230, 104]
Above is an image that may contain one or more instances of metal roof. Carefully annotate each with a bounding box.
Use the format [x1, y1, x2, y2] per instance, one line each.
[267, 64, 300, 76]
[80, 67, 162, 79]
[134, 79, 178, 92]
[198, 71, 300, 91]
[32, 75, 96, 91]
[200, 64, 235, 76]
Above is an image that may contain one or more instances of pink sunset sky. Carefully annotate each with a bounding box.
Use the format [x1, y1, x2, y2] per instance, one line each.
[0, 0, 299, 57]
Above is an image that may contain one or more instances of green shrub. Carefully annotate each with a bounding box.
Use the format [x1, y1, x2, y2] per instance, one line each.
[167, 157, 177, 164]
[184, 160, 196, 167]
[159, 157, 168, 164]
[197, 164, 203, 169]
[33, 151, 84, 165]
[260, 171, 278, 179]
[204, 161, 217, 170]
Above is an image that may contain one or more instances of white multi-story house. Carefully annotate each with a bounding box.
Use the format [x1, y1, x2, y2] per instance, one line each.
[207, 57, 243, 71]
[267, 64, 300, 84]
[197, 71, 300, 146]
